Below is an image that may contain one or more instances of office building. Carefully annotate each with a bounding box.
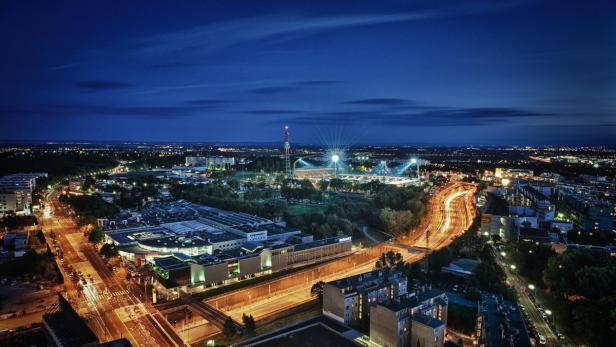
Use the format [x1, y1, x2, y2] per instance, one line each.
[0, 173, 47, 216]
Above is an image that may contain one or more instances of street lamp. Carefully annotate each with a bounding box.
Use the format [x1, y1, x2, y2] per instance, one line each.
[410, 157, 420, 179]
[292, 157, 303, 178]
[500, 251, 507, 257]
[332, 154, 340, 176]
[528, 284, 535, 291]
[510, 264, 516, 270]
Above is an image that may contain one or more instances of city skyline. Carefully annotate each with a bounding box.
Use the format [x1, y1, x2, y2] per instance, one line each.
[2, 1, 615, 145]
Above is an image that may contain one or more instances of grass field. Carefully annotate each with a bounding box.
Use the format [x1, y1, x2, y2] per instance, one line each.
[287, 204, 327, 215]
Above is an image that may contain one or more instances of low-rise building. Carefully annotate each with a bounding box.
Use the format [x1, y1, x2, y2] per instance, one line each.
[152, 236, 352, 299]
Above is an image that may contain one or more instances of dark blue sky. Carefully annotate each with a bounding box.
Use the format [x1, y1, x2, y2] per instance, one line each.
[1, 0, 615, 145]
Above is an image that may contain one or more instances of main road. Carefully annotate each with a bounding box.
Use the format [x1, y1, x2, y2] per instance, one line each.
[39, 198, 183, 347]
[497, 253, 561, 347]
[201, 182, 476, 326]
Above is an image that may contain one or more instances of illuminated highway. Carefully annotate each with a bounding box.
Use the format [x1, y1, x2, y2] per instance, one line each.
[405, 182, 476, 250]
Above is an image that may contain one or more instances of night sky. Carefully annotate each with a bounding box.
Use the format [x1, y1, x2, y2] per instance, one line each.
[1, 1, 615, 145]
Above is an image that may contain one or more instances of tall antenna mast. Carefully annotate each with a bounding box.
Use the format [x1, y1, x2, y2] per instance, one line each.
[284, 125, 291, 177]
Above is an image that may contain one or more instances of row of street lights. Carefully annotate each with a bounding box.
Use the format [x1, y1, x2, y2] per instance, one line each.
[500, 252, 554, 323]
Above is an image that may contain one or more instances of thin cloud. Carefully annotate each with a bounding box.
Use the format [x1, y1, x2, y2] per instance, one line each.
[344, 98, 411, 105]
[244, 109, 303, 115]
[50, 63, 78, 71]
[185, 99, 229, 105]
[250, 86, 297, 94]
[249, 80, 344, 94]
[294, 80, 343, 86]
[0, 103, 210, 118]
[277, 106, 554, 127]
[76, 80, 131, 90]
[136, 2, 520, 56]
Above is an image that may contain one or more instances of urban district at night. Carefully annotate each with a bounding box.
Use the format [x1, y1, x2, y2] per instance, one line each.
[1, 1, 615, 347]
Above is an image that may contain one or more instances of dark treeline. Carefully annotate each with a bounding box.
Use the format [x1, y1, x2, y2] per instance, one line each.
[280, 179, 323, 201]
[170, 183, 287, 220]
[58, 194, 120, 226]
[0, 151, 118, 182]
[0, 249, 58, 281]
[542, 249, 616, 346]
[99, 175, 165, 209]
[285, 183, 426, 239]
[504, 240, 616, 346]
[126, 154, 185, 170]
[246, 157, 285, 172]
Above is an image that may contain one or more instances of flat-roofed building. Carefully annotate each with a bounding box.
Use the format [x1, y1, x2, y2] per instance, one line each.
[323, 268, 407, 325]
[152, 236, 352, 299]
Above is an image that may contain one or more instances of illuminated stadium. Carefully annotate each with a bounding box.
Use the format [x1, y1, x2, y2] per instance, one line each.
[292, 151, 422, 187]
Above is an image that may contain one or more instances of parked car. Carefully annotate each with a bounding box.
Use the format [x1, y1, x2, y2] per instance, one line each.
[538, 334, 546, 345]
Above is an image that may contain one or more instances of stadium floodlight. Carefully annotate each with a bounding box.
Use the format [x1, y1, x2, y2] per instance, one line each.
[331, 154, 340, 163]
[410, 158, 417, 164]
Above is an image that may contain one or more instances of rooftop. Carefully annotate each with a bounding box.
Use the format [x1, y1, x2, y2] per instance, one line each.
[484, 193, 509, 215]
[412, 313, 445, 329]
[294, 236, 350, 252]
[480, 293, 531, 347]
[328, 268, 402, 290]
[42, 294, 98, 346]
[235, 316, 358, 347]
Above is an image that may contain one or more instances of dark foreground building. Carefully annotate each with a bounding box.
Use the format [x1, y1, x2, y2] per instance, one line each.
[42, 294, 99, 347]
